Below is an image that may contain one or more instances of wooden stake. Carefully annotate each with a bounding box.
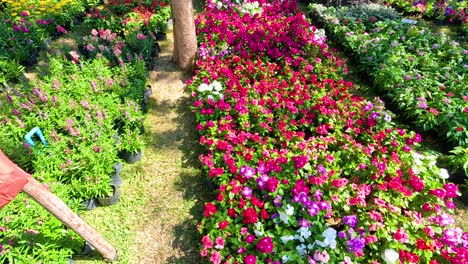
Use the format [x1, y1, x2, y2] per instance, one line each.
[22, 177, 118, 262]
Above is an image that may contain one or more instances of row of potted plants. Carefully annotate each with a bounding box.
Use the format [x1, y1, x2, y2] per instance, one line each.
[0, 0, 166, 260]
[191, 1, 466, 263]
[384, 0, 467, 23]
[0, 56, 147, 261]
[83, 0, 171, 40]
[308, 3, 467, 177]
[0, 0, 88, 84]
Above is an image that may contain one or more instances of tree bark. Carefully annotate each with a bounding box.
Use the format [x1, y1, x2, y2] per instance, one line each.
[171, 0, 197, 72]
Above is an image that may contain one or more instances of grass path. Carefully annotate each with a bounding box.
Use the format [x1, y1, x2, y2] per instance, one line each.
[76, 28, 211, 264]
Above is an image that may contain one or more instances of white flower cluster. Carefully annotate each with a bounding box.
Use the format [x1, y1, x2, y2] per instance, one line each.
[412, 151, 449, 179]
[240, 1, 263, 15]
[197, 80, 224, 100]
[312, 28, 327, 45]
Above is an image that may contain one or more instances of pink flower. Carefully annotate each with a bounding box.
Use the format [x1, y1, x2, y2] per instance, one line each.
[256, 236, 274, 253]
[244, 254, 256, 264]
[86, 44, 95, 52]
[215, 237, 224, 249]
[314, 250, 330, 263]
[210, 251, 222, 264]
[136, 33, 147, 40]
[393, 228, 409, 243]
[202, 235, 213, 249]
[56, 25, 68, 34]
[245, 234, 255, 243]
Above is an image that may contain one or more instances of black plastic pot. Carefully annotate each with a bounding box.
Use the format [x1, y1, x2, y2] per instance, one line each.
[118, 149, 142, 164]
[97, 186, 121, 206]
[112, 162, 123, 187]
[81, 198, 98, 210]
[155, 33, 167, 41]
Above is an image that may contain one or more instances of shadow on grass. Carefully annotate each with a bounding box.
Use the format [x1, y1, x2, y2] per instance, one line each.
[166, 92, 215, 263]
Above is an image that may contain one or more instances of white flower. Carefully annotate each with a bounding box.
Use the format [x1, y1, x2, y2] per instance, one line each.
[412, 152, 424, 166]
[295, 234, 303, 243]
[279, 211, 289, 224]
[254, 229, 264, 237]
[285, 204, 294, 215]
[440, 168, 450, 179]
[197, 83, 209, 92]
[212, 80, 223, 92]
[254, 222, 264, 236]
[282, 255, 289, 263]
[281, 235, 295, 244]
[315, 227, 337, 249]
[298, 227, 311, 239]
[382, 249, 399, 264]
[207, 94, 214, 100]
[296, 244, 307, 256]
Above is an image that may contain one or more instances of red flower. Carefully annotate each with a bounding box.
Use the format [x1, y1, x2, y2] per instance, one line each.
[260, 209, 269, 219]
[242, 207, 258, 224]
[218, 221, 229, 230]
[204, 203, 217, 218]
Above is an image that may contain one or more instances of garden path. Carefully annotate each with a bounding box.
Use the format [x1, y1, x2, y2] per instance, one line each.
[127, 28, 208, 263]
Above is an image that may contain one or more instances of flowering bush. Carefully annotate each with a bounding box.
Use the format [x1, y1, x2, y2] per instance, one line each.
[191, 1, 467, 263]
[0, 0, 86, 26]
[383, 0, 467, 23]
[84, 0, 171, 35]
[0, 12, 49, 64]
[309, 4, 467, 172]
[78, 27, 159, 67]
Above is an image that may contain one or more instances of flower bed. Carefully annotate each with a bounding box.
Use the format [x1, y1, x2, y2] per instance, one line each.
[191, 1, 467, 263]
[309, 4, 467, 175]
[384, 0, 467, 23]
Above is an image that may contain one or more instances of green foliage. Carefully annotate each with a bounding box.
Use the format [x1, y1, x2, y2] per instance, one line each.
[0, 57, 25, 86]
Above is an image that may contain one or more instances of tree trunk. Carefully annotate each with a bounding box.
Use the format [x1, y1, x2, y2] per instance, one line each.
[171, 0, 197, 72]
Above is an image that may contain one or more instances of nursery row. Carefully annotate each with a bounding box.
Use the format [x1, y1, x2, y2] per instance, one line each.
[308, 4, 467, 176]
[0, 0, 171, 85]
[191, 1, 466, 263]
[0, 0, 172, 261]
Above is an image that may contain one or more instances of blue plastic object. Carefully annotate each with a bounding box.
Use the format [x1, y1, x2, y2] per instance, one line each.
[24, 127, 48, 147]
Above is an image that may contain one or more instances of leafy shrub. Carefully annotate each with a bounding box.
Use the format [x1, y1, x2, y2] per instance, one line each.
[309, 4, 467, 174]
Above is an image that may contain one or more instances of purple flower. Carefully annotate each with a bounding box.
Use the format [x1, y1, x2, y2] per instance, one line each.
[274, 195, 282, 207]
[346, 237, 365, 253]
[442, 227, 463, 246]
[419, 102, 428, 109]
[370, 112, 381, 120]
[317, 164, 326, 175]
[363, 103, 373, 111]
[404, 75, 411, 80]
[343, 215, 358, 228]
[338, 231, 347, 239]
